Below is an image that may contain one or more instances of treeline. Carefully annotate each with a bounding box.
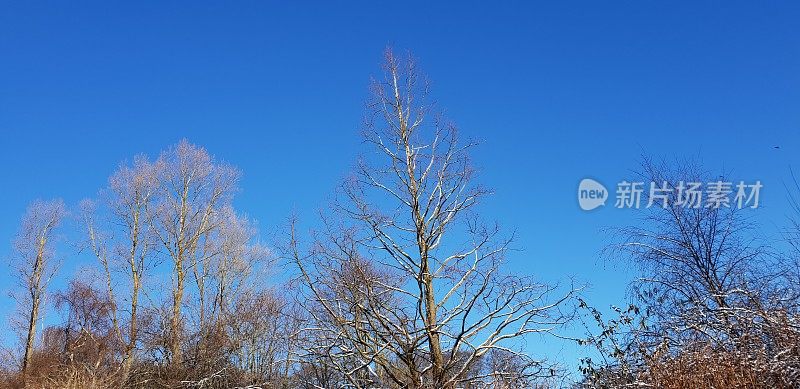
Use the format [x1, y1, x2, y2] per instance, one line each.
[1, 51, 573, 389]
[2, 50, 799, 389]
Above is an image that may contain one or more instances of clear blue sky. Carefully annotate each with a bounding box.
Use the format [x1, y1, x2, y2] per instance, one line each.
[1, 1, 799, 373]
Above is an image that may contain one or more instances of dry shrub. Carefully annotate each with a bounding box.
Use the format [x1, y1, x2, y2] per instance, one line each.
[644, 344, 767, 389]
[641, 315, 800, 389]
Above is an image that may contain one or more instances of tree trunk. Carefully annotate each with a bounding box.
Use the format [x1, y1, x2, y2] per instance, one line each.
[22, 293, 40, 377]
[120, 272, 141, 383]
[22, 236, 47, 377]
[171, 259, 184, 366]
[422, 260, 448, 388]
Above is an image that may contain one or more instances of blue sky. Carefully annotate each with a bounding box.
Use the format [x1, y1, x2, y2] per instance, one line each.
[1, 1, 799, 372]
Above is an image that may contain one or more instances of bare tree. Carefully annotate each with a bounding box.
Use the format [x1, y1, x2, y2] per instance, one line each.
[52, 278, 119, 388]
[291, 49, 576, 389]
[611, 160, 772, 345]
[203, 207, 270, 326]
[586, 159, 800, 388]
[80, 154, 158, 383]
[149, 139, 240, 366]
[180, 207, 275, 384]
[11, 199, 65, 378]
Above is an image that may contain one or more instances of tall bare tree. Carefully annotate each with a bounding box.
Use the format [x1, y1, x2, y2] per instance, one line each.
[80, 154, 158, 383]
[11, 199, 65, 378]
[149, 139, 240, 366]
[291, 49, 576, 389]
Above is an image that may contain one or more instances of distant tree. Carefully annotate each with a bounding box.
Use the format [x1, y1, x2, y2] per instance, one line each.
[10, 199, 65, 379]
[80, 154, 158, 383]
[149, 140, 239, 367]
